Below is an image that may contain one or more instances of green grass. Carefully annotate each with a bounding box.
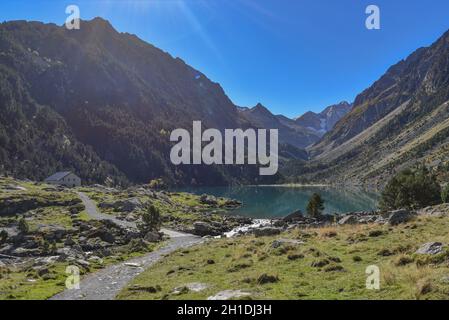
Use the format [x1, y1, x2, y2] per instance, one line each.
[27, 207, 74, 230]
[118, 216, 449, 300]
[0, 263, 71, 300]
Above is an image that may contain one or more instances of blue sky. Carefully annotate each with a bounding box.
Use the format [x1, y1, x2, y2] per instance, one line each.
[1, 0, 449, 117]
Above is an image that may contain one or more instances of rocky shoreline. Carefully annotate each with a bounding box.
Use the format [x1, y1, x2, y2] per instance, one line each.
[221, 205, 449, 238]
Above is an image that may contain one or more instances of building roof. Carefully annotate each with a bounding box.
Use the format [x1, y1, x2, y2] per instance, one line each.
[44, 171, 73, 181]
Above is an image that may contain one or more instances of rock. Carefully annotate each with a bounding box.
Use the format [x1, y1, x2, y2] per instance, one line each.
[86, 228, 115, 244]
[87, 255, 103, 264]
[36, 225, 68, 242]
[76, 259, 90, 267]
[358, 216, 378, 224]
[253, 227, 281, 238]
[174, 283, 208, 293]
[3, 184, 27, 191]
[221, 199, 241, 208]
[387, 209, 416, 226]
[418, 204, 449, 217]
[10, 247, 40, 257]
[64, 235, 76, 246]
[69, 205, 83, 215]
[338, 215, 358, 225]
[193, 222, 221, 237]
[271, 239, 305, 248]
[207, 290, 251, 300]
[0, 244, 13, 255]
[272, 219, 287, 228]
[125, 262, 142, 268]
[123, 229, 142, 243]
[56, 247, 84, 261]
[121, 198, 142, 212]
[0, 227, 18, 238]
[415, 242, 444, 255]
[144, 231, 162, 242]
[35, 256, 59, 265]
[200, 195, 218, 206]
[282, 210, 305, 223]
[22, 236, 40, 249]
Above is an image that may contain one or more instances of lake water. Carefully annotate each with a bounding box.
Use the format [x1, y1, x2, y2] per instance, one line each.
[177, 186, 379, 219]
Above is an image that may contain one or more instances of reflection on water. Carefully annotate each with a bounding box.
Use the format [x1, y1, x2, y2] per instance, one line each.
[176, 186, 379, 219]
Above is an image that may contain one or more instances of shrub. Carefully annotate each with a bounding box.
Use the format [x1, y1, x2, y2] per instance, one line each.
[18, 218, 29, 234]
[138, 204, 161, 232]
[442, 184, 449, 203]
[41, 240, 50, 255]
[0, 230, 7, 243]
[148, 178, 166, 190]
[380, 167, 442, 210]
[394, 255, 414, 266]
[306, 193, 325, 218]
[257, 273, 279, 284]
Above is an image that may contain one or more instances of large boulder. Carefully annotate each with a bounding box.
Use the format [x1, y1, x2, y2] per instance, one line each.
[338, 215, 359, 225]
[199, 195, 218, 206]
[56, 247, 85, 261]
[144, 231, 163, 242]
[192, 222, 221, 237]
[121, 198, 142, 212]
[415, 242, 444, 255]
[387, 209, 416, 226]
[86, 227, 115, 244]
[36, 225, 68, 241]
[418, 204, 449, 217]
[282, 210, 305, 223]
[207, 290, 251, 300]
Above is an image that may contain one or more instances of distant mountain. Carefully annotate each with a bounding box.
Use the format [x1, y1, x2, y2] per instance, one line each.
[289, 29, 449, 186]
[294, 101, 352, 136]
[238, 103, 320, 149]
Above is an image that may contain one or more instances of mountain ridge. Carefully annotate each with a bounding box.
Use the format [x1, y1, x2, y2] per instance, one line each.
[285, 28, 449, 187]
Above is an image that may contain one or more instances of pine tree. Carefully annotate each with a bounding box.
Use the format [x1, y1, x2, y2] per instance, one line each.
[307, 193, 325, 218]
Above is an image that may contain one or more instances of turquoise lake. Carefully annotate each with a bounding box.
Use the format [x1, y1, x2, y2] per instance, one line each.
[177, 186, 379, 219]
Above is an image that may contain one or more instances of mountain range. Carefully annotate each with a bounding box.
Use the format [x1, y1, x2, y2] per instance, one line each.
[286, 29, 449, 187]
[238, 103, 350, 149]
[294, 101, 353, 136]
[2, 17, 449, 188]
[0, 18, 350, 186]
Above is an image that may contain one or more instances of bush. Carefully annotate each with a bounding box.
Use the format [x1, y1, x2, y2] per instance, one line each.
[442, 184, 449, 203]
[138, 204, 161, 233]
[380, 167, 441, 210]
[306, 193, 325, 218]
[18, 218, 29, 234]
[0, 230, 7, 244]
[148, 178, 166, 190]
